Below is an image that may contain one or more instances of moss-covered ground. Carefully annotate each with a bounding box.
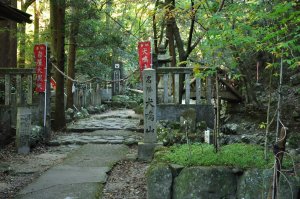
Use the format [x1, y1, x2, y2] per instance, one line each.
[154, 143, 294, 169]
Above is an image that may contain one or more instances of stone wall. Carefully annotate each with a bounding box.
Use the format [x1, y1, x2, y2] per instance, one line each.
[147, 164, 300, 199]
[157, 104, 214, 128]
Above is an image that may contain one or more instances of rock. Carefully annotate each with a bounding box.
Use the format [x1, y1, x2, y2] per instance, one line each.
[124, 137, 137, 146]
[0, 163, 11, 173]
[30, 125, 42, 145]
[173, 167, 237, 199]
[237, 169, 299, 199]
[65, 114, 72, 123]
[221, 123, 239, 135]
[127, 101, 138, 109]
[80, 108, 89, 117]
[112, 95, 130, 102]
[147, 163, 173, 199]
[290, 73, 300, 85]
[74, 112, 84, 120]
[292, 109, 300, 121]
[87, 106, 97, 114]
[180, 108, 196, 132]
[65, 108, 74, 116]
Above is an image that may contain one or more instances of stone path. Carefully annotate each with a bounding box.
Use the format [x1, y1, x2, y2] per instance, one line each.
[15, 109, 143, 199]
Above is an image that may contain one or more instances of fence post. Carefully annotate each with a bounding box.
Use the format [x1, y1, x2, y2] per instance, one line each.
[185, 73, 190, 105]
[5, 74, 11, 106]
[16, 75, 22, 105]
[27, 75, 33, 105]
[163, 73, 168, 103]
[206, 76, 212, 104]
[174, 73, 180, 104]
[196, 77, 201, 104]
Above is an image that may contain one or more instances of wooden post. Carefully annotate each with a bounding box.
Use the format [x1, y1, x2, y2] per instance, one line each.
[206, 76, 212, 105]
[96, 83, 100, 105]
[5, 74, 11, 105]
[196, 77, 201, 105]
[163, 73, 168, 103]
[27, 75, 33, 105]
[185, 73, 190, 105]
[16, 75, 22, 105]
[174, 73, 180, 104]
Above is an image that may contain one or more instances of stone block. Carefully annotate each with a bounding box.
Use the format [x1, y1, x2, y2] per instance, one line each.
[237, 169, 300, 199]
[138, 142, 162, 161]
[147, 163, 173, 199]
[173, 167, 237, 199]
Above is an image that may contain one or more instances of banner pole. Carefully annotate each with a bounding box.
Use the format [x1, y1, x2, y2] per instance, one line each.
[43, 43, 48, 128]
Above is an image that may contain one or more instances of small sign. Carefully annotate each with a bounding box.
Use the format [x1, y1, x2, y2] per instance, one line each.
[138, 41, 151, 78]
[34, 44, 47, 92]
[204, 130, 210, 144]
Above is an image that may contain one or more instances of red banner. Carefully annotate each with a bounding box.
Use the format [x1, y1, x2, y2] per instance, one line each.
[138, 41, 151, 76]
[34, 44, 47, 92]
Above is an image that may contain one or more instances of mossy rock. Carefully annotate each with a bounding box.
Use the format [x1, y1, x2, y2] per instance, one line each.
[147, 163, 172, 199]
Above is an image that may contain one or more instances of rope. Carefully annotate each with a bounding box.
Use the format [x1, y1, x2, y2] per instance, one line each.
[51, 62, 139, 84]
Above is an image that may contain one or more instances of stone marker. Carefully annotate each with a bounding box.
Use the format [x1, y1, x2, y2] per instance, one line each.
[16, 107, 31, 154]
[204, 129, 211, 144]
[138, 69, 161, 161]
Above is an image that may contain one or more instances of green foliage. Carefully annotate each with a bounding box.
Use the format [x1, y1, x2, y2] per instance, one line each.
[155, 143, 293, 169]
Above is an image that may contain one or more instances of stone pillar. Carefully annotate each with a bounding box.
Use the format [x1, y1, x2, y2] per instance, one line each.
[16, 107, 31, 154]
[112, 62, 122, 96]
[138, 69, 161, 161]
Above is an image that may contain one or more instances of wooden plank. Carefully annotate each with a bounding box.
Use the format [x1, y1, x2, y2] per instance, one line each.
[185, 73, 190, 105]
[157, 67, 192, 74]
[196, 77, 201, 104]
[16, 75, 22, 105]
[5, 74, 11, 105]
[163, 74, 168, 103]
[96, 83, 100, 105]
[27, 75, 32, 105]
[0, 68, 35, 75]
[206, 76, 212, 105]
[174, 74, 179, 104]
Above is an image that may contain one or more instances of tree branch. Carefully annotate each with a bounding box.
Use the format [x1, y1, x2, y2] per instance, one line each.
[217, 0, 225, 12]
[22, 0, 35, 11]
[187, 0, 195, 54]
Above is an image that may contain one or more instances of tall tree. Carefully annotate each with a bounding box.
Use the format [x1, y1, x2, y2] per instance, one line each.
[66, 2, 79, 109]
[50, 0, 66, 130]
[18, 0, 35, 68]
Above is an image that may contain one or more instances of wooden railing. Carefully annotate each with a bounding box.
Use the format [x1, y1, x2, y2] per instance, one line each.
[73, 82, 102, 108]
[156, 67, 212, 105]
[0, 68, 36, 106]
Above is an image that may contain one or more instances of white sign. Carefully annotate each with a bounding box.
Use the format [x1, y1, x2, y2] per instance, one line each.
[204, 130, 210, 144]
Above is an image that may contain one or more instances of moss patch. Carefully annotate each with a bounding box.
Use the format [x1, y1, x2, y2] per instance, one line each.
[154, 143, 293, 169]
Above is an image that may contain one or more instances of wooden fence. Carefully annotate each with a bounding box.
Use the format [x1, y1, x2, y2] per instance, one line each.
[154, 67, 215, 128]
[0, 68, 36, 106]
[156, 67, 212, 105]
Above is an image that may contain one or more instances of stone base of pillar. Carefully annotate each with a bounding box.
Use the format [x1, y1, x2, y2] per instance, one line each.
[137, 142, 162, 161]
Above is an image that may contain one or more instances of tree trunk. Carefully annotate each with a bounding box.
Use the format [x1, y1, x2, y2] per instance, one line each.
[50, 0, 66, 131]
[66, 4, 79, 109]
[8, 0, 17, 68]
[33, 0, 40, 44]
[18, 0, 36, 68]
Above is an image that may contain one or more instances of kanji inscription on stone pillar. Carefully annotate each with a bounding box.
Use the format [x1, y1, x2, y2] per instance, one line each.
[143, 69, 157, 143]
